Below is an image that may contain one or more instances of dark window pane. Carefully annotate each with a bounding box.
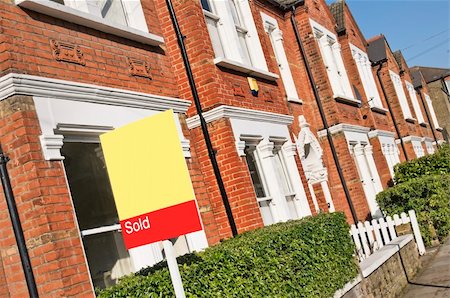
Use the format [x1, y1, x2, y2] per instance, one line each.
[61, 142, 119, 230]
[201, 0, 211, 12]
[244, 146, 266, 198]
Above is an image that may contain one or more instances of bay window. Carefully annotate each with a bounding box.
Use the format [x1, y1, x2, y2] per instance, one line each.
[351, 142, 383, 217]
[243, 138, 303, 225]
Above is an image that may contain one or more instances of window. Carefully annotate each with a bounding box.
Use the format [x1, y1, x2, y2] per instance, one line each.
[59, 0, 148, 31]
[425, 140, 435, 154]
[311, 20, 354, 101]
[201, 0, 268, 71]
[261, 13, 301, 103]
[405, 81, 425, 124]
[244, 146, 274, 226]
[381, 142, 400, 177]
[351, 142, 383, 217]
[425, 94, 441, 129]
[411, 139, 425, 157]
[18, 0, 161, 45]
[62, 142, 132, 289]
[243, 139, 302, 225]
[350, 44, 383, 108]
[389, 70, 414, 120]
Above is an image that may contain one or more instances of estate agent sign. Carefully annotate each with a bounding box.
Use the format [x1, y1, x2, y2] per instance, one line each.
[100, 110, 202, 249]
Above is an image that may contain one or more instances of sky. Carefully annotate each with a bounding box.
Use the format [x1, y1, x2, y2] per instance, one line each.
[330, 0, 450, 69]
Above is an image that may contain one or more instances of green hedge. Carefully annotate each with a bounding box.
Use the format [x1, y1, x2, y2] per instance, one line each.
[394, 145, 450, 184]
[97, 213, 358, 297]
[377, 174, 450, 246]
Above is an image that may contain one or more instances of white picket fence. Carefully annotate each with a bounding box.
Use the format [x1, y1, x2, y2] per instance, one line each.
[350, 210, 425, 261]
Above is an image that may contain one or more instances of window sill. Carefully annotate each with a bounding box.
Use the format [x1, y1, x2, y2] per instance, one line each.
[16, 0, 164, 46]
[370, 106, 388, 115]
[333, 94, 360, 107]
[405, 117, 417, 124]
[419, 122, 428, 127]
[214, 57, 279, 81]
[287, 96, 303, 104]
[436, 127, 444, 132]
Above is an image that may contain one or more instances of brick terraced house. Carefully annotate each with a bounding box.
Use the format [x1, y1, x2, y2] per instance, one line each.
[0, 0, 444, 296]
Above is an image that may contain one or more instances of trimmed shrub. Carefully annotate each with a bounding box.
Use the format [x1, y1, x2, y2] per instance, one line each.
[377, 174, 450, 246]
[97, 213, 358, 297]
[394, 145, 450, 184]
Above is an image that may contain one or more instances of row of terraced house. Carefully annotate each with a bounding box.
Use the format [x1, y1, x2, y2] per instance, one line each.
[0, 0, 447, 296]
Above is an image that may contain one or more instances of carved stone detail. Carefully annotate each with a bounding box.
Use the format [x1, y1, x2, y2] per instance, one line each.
[233, 85, 245, 97]
[50, 40, 85, 65]
[127, 57, 152, 79]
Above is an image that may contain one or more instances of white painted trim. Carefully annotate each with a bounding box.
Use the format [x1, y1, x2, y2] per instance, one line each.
[423, 137, 434, 143]
[15, 0, 164, 46]
[260, 12, 300, 100]
[81, 224, 121, 237]
[317, 123, 370, 138]
[402, 135, 422, 143]
[0, 73, 191, 113]
[368, 130, 396, 139]
[214, 57, 279, 81]
[186, 105, 293, 129]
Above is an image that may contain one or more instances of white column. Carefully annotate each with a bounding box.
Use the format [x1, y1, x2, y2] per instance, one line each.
[307, 183, 320, 213]
[364, 145, 384, 194]
[281, 142, 312, 217]
[256, 140, 290, 222]
[320, 180, 335, 212]
[353, 144, 380, 216]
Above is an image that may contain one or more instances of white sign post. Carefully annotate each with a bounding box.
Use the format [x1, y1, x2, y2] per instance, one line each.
[163, 240, 186, 298]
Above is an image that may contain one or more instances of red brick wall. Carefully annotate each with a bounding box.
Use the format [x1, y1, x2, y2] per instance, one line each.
[0, 96, 93, 297]
[0, 0, 178, 97]
[189, 119, 264, 242]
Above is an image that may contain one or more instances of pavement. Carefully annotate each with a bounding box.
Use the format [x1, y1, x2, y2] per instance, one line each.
[400, 238, 450, 297]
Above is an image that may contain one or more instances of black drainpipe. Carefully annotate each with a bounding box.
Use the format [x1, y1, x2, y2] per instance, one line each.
[290, 6, 358, 224]
[374, 61, 409, 161]
[165, 0, 238, 237]
[415, 87, 439, 148]
[0, 145, 39, 298]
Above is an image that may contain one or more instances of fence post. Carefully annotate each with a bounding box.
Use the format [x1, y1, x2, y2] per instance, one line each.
[408, 210, 426, 255]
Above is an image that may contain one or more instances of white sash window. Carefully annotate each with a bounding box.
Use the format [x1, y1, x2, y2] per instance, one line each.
[405, 81, 425, 124]
[425, 94, 441, 129]
[350, 44, 383, 108]
[201, 0, 268, 70]
[389, 70, 414, 120]
[311, 20, 354, 101]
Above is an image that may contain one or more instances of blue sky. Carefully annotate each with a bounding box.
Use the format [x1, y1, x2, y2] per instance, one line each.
[330, 0, 450, 68]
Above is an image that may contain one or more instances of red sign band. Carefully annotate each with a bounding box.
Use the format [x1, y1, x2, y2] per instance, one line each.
[120, 200, 202, 249]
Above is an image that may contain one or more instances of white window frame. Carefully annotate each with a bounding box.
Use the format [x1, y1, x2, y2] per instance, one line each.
[405, 81, 425, 124]
[411, 138, 425, 158]
[15, 0, 163, 46]
[424, 138, 435, 154]
[310, 19, 354, 103]
[389, 70, 414, 121]
[201, 0, 276, 80]
[261, 13, 301, 103]
[349, 44, 383, 108]
[424, 93, 442, 129]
